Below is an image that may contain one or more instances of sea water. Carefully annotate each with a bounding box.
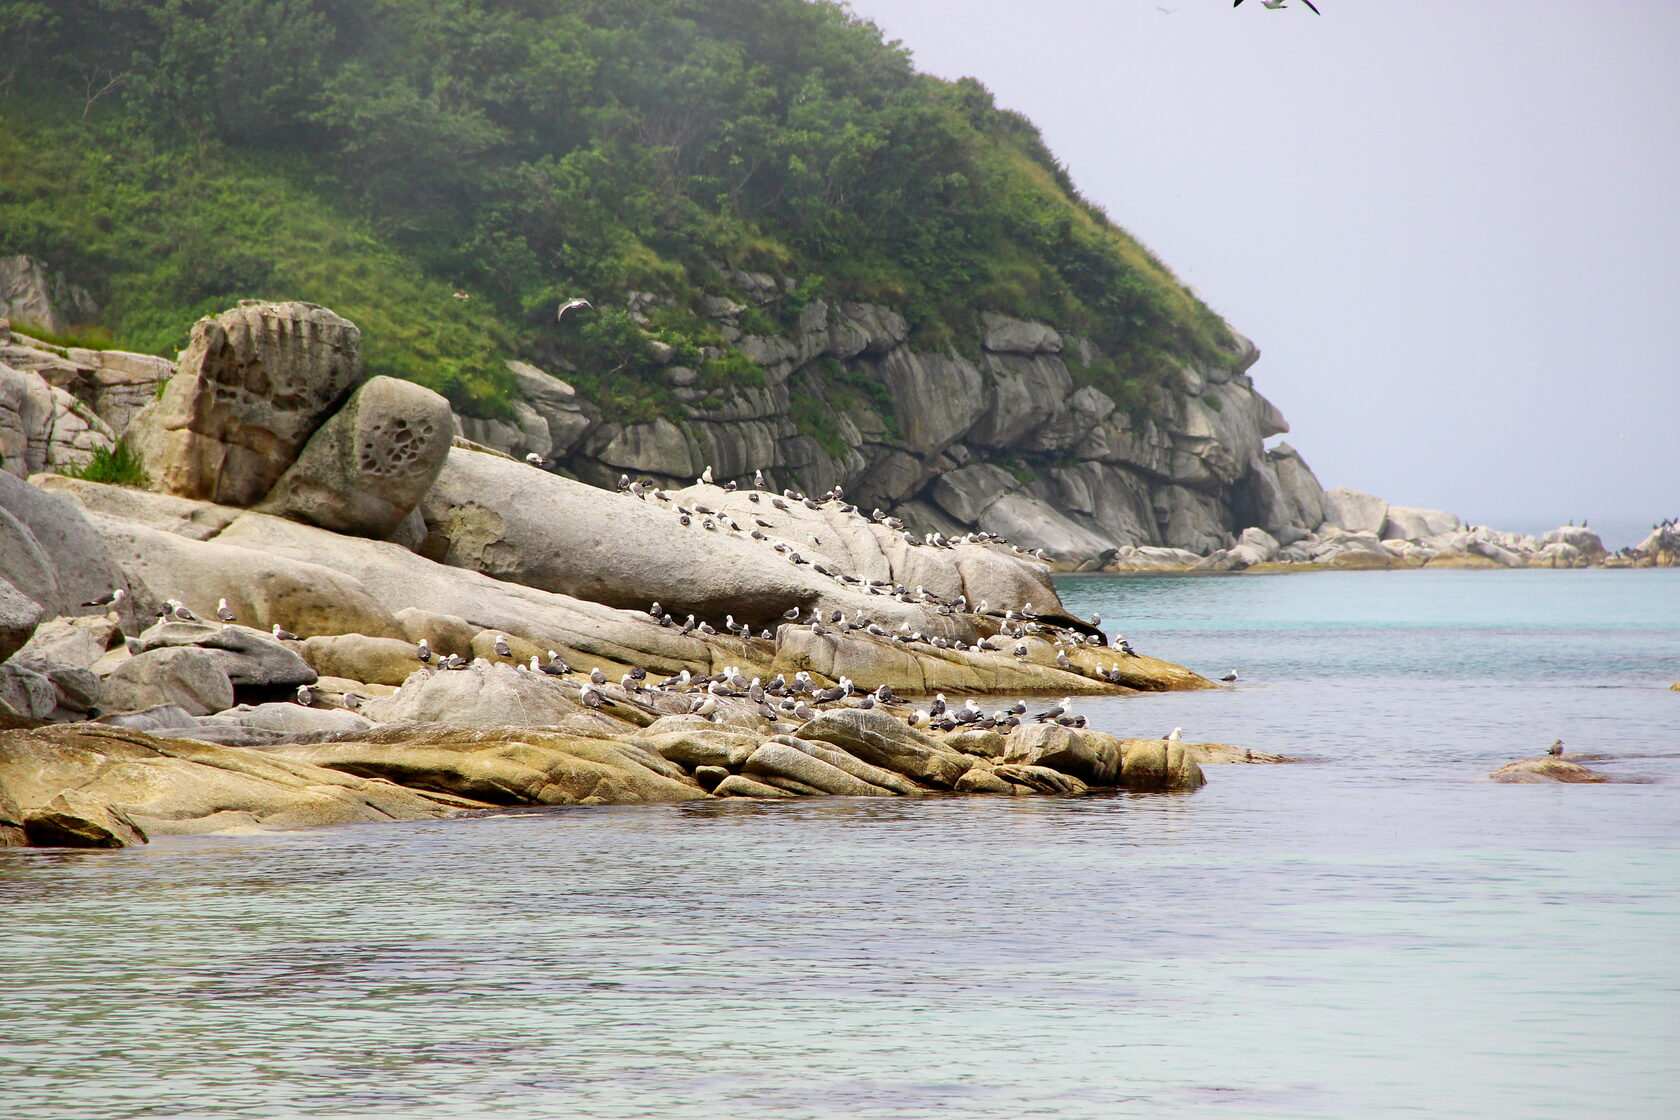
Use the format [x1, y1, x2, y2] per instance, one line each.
[3, 569, 1677, 1119]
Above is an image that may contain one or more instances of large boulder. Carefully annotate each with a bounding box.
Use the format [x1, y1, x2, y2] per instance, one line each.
[1489, 757, 1610, 784]
[14, 613, 121, 670]
[275, 724, 705, 806]
[300, 633, 421, 686]
[0, 470, 131, 620]
[259, 376, 452, 538]
[1119, 739, 1207, 791]
[1321, 487, 1389, 535]
[1383, 506, 1461, 541]
[129, 301, 364, 505]
[101, 646, 235, 716]
[420, 447, 832, 622]
[360, 664, 611, 729]
[0, 575, 45, 662]
[137, 621, 317, 690]
[0, 723, 470, 844]
[795, 708, 972, 788]
[742, 740, 898, 796]
[82, 507, 404, 639]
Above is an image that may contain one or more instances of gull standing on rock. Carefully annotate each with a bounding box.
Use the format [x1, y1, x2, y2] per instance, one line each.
[1165, 727, 1183, 744]
[82, 588, 126, 609]
[272, 623, 300, 642]
[494, 634, 513, 659]
[216, 598, 237, 624]
[1221, 669, 1239, 683]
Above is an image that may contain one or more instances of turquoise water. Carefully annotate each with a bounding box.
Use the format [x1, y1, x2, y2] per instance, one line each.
[3, 569, 1678, 1119]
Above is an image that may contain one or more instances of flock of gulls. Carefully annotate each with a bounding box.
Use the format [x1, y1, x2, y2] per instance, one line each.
[79, 463, 1244, 741]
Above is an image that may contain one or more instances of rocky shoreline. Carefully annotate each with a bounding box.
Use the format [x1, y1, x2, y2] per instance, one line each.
[2, 300, 1228, 848]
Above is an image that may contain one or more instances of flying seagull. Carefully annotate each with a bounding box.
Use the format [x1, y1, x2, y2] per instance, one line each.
[1236, 0, 1321, 11]
[557, 297, 593, 320]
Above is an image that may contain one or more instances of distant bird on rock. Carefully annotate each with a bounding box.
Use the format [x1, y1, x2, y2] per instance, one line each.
[1221, 669, 1239, 683]
[1548, 739, 1565, 757]
[557, 297, 593, 319]
[1165, 727, 1183, 744]
[525, 452, 547, 467]
[216, 598, 236, 624]
[81, 588, 125, 608]
[272, 623, 299, 642]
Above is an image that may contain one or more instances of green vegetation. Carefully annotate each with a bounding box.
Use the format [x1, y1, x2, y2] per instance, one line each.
[0, 0, 1241, 425]
[61, 438, 149, 487]
[9, 321, 121, 351]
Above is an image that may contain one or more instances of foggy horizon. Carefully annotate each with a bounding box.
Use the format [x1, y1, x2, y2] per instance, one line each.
[847, 0, 1680, 543]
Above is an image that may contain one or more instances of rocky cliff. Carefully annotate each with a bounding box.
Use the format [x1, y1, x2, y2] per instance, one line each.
[445, 275, 1324, 569]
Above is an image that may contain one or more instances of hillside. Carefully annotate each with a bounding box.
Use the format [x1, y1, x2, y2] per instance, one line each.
[0, 0, 1329, 561]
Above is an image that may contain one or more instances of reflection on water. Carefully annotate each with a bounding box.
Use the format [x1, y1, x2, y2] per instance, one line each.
[2, 570, 1678, 1119]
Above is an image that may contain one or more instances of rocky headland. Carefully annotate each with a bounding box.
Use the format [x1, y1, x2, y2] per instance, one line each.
[1, 300, 1225, 848]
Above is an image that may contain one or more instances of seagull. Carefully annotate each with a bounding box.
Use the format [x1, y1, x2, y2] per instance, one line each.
[296, 684, 314, 707]
[579, 683, 605, 709]
[494, 634, 512, 658]
[216, 598, 236, 624]
[699, 465, 714, 485]
[417, 638, 432, 664]
[1235, 0, 1321, 12]
[1548, 739, 1565, 757]
[525, 452, 547, 467]
[1165, 727, 1183, 744]
[272, 623, 299, 642]
[1032, 697, 1071, 724]
[557, 296, 593, 319]
[81, 588, 126, 608]
[1220, 669, 1239, 683]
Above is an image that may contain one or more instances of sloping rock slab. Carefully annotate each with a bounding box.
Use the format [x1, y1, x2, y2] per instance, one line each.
[275, 724, 706, 807]
[0, 723, 471, 845]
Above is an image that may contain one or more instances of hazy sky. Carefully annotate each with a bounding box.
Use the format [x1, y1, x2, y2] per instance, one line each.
[846, 0, 1680, 536]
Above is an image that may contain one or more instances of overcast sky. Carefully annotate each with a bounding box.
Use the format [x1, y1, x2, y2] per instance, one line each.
[846, 0, 1680, 541]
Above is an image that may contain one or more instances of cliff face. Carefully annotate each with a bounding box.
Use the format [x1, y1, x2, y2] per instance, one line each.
[454, 278, 1329, 568]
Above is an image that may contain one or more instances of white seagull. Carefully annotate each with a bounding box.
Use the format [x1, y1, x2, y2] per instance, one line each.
[557, 297, 593, 320]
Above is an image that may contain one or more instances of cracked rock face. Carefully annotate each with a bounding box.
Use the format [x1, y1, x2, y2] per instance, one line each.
[129, 301, 364, 506]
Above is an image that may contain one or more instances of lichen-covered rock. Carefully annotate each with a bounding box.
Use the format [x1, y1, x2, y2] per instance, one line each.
[129, 301, 364, 505]
[260, 376, 452, 538]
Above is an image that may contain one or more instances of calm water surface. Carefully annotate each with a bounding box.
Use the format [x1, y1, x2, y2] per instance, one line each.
[4, 569, 1678, 1119]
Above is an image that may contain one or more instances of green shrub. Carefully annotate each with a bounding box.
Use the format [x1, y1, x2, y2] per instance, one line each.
[62, 439, 149, 487]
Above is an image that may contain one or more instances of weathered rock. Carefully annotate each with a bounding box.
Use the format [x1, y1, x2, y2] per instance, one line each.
[1540, 525, 1607, 560]
[1119, 740, 1207, 790]
[636, 727, 763, 770]
[394, 607, 476, 659]
[943, 729, 1008, 759]
[260, 376, 453, 537]
[0, 723, 470, 842]
[81, 507, 404, 639]
[361, 664, 607, 729]
[24, 792, 148, 848]
[33, 474, 243, 541]
[952, 765, 1017, 794]
[0, 661, 59, 719]
[0, 470, 130, 620]
[138, 622, 316, 690]
[744, 740, 895, 796]
[14, 612, 120, 670]
[421, 447, 832, 622]
[1321, 487, 1389, 535]
[785, 736, 925, 795]
[991, 763, 1087, 795]
[277, 724, 705, 806]
[714, 773, 797, 798]
[6, 657, 101, 718]
[1001, 724, 1125, 787]
[102, 646, 235, 716]
[300, 633, 423, 687]
[1489, 758, 1610, 784]
[1383, 506, 1461, 540]
[795, 708, 971, 788]
[981, 312, 1061, 355]
[0, 256, 98, 335]
[930, 463, 1017, 525]
[0, 575, 45, 661]
[129, 301, 364, 505]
